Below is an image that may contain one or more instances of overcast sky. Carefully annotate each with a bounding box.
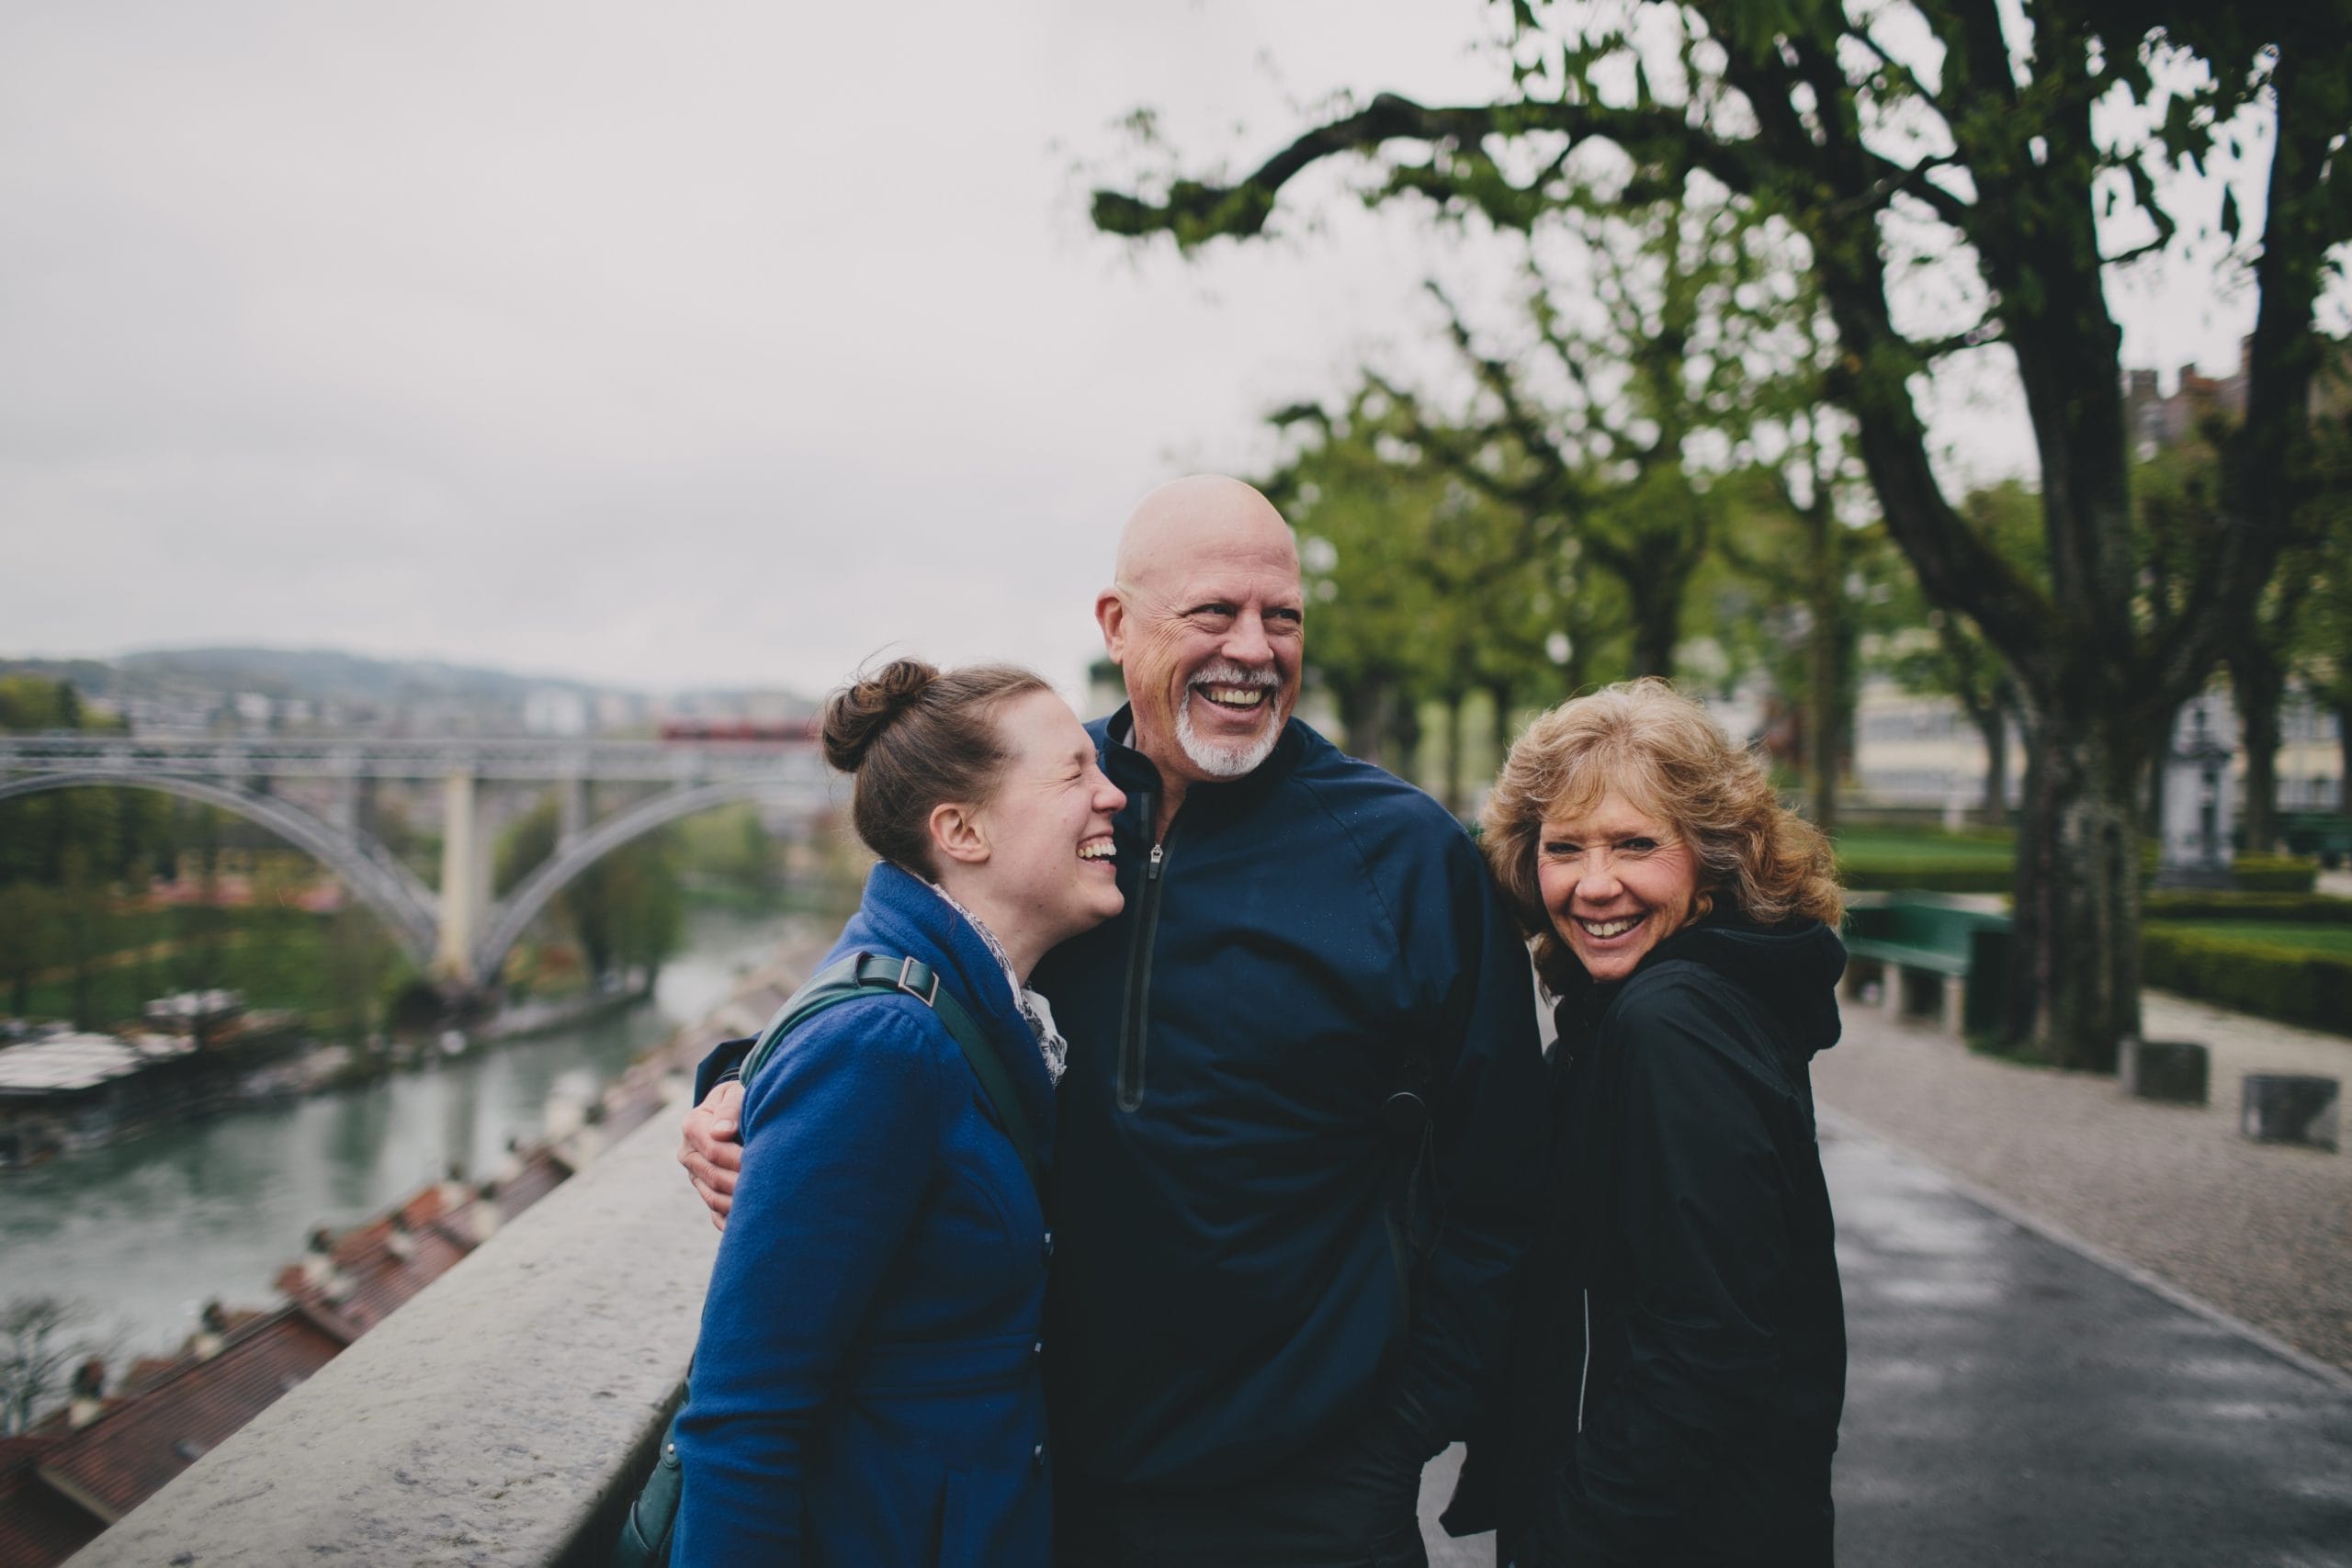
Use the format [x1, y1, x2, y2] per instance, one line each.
[0, 1, 2299, 700]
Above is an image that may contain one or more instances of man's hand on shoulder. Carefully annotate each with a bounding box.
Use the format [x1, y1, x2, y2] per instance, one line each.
[678, 1080, 745, 1231]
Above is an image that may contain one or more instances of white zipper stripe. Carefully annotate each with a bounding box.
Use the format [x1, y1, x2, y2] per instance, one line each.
[1577, 1287, 1592, 1433]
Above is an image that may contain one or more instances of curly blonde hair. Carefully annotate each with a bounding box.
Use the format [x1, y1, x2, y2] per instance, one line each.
[1481, 678, 1843, 992]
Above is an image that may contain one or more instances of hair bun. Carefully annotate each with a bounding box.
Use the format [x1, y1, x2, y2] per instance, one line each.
[820, 658, 940, 773]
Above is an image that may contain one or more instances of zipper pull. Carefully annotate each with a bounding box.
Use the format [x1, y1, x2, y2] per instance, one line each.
[1146, 842, 1165, 881]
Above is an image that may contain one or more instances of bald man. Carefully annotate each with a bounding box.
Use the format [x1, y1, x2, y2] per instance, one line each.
[683, 477, 1544, 1567]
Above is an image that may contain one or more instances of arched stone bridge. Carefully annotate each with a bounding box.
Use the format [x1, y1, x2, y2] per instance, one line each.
[0, 734, 832, 988]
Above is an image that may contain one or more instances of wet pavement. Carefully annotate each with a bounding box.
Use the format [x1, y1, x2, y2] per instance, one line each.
[1416, 1116, 2352, 1567]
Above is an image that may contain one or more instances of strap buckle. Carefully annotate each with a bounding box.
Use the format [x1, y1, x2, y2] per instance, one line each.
[894, 955, 940, 1007]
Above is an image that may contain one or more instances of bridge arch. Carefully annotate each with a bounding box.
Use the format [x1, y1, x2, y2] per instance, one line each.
[471, 777, 830, 983]
[0, 773, 442, 965]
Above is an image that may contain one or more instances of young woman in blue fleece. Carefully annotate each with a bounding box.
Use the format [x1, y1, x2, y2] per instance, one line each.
[672, 659, 1126, 1566]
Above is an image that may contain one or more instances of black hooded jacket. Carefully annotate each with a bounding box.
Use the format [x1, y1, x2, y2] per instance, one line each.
[1445, 916, 1849, 1566]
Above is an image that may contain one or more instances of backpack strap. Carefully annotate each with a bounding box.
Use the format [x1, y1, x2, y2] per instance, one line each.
[740, 952, 1045, 1201]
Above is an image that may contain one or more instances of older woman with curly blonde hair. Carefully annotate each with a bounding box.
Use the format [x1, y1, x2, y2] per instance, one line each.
[1442, 678, 1849, 1568]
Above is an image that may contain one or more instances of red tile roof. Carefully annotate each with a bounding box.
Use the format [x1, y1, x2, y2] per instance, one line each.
[34, 1305, 345, 1524]
[0, 1459, 103, 1568]
[119, 1306, 272, 1395]
[491, 1147, 567, 1216]
[271, 1195, 481, 1335]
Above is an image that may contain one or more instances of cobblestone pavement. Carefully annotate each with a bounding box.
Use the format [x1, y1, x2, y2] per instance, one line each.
[1411, 1022, 2352, 1566]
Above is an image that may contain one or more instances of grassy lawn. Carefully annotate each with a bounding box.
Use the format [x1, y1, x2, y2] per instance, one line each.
[2146, 920, 2352, 956]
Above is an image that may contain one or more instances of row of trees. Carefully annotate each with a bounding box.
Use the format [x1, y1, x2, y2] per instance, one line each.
[1093, 1, 2352, 1068]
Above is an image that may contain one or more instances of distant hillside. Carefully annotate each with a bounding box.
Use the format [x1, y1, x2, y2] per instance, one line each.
[0, 648, 812, 725]
[111, 648, 610, 705]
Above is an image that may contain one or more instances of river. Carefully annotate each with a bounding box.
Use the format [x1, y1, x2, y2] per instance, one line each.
[0, 905, 797, 1367]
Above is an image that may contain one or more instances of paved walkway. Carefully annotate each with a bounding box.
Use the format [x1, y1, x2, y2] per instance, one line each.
[1414, 1017, 2352, 1566]
[1815, 988, 2352, 1371]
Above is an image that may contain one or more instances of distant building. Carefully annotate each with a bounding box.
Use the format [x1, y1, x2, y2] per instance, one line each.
[2124, 333, 2348, 458]
[2124, 354, 2247, 457]
[522, 687, 589, 737]
[1849, 677, 2025, 816]
[1846, 677, 2343, 822]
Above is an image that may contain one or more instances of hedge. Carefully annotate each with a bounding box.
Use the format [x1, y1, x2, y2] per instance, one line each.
[1836, 859, 2017, 894]
[2141, 890, 2352, 922]
[2141, 925, 2352, 1035]
[1838, 854, 2321, 897]
[2223, 854, 2322, 893]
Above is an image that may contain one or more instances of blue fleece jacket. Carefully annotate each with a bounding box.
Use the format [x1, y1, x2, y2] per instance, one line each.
[1034, 710, 1546, 1490]
[673, 863, 1055, 1567]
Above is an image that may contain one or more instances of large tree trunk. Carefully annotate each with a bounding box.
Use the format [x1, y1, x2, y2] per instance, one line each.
[2007, 696, 2150, 1070]
[1974, 703, 2008, 826]
[1386, 694, 1426, 785]
[2233, 650, 2285, 854]
[1441, 689, 1468, 817]
[1333, 677, 1385, 767]
[1624, 539, 1689, 679]
[1629, 594, 1679, 679]
[1485, 678, 1516, 756]
[1803, 604, 1839, 836]
[2338, 701, 2352, 814]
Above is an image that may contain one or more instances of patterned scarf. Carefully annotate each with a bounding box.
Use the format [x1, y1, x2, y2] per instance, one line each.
[926, 881, 1069, 1084]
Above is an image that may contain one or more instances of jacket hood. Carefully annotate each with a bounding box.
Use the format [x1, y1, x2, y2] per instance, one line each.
[1650, 916, 1848, 1057]
[1556, 915, 1848, 1062]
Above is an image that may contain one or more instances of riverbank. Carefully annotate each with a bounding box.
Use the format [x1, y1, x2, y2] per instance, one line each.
[0, 905, 815, 1365]
[0, 974, 661, 1171]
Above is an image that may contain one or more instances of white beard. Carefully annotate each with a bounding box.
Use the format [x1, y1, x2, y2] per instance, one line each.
[1175, 691, 1283, 777]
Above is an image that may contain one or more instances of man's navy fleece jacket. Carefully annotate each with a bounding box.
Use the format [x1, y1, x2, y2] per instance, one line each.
[1034, 710, 1546, 1491]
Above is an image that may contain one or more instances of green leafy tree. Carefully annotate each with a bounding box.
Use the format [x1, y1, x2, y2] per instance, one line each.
[672, 803, 784, 902]
[569, 836, 685, 983]
[0, 882, 58, 1018]
[1268, 397, 1451, 768]
[1089, 3, 2352, 1068]
[0, 679, 172, 914]
[320, 904, 406, 1038]
[54, 847, 119, 1029]
[1373, 176, 1804, 682]
[492, 796, 685, 987]
[1876, 479, 2039, 825]
[1709, 396, 1898, 834]
[168, 807, 234, 996]
[1265, 382, 1564, 795]
[0, 676, 81, 732]
[493, 797, 560, 899]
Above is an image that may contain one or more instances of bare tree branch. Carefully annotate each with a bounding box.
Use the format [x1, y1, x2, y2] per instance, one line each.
[1091, 91, 1761, 246]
